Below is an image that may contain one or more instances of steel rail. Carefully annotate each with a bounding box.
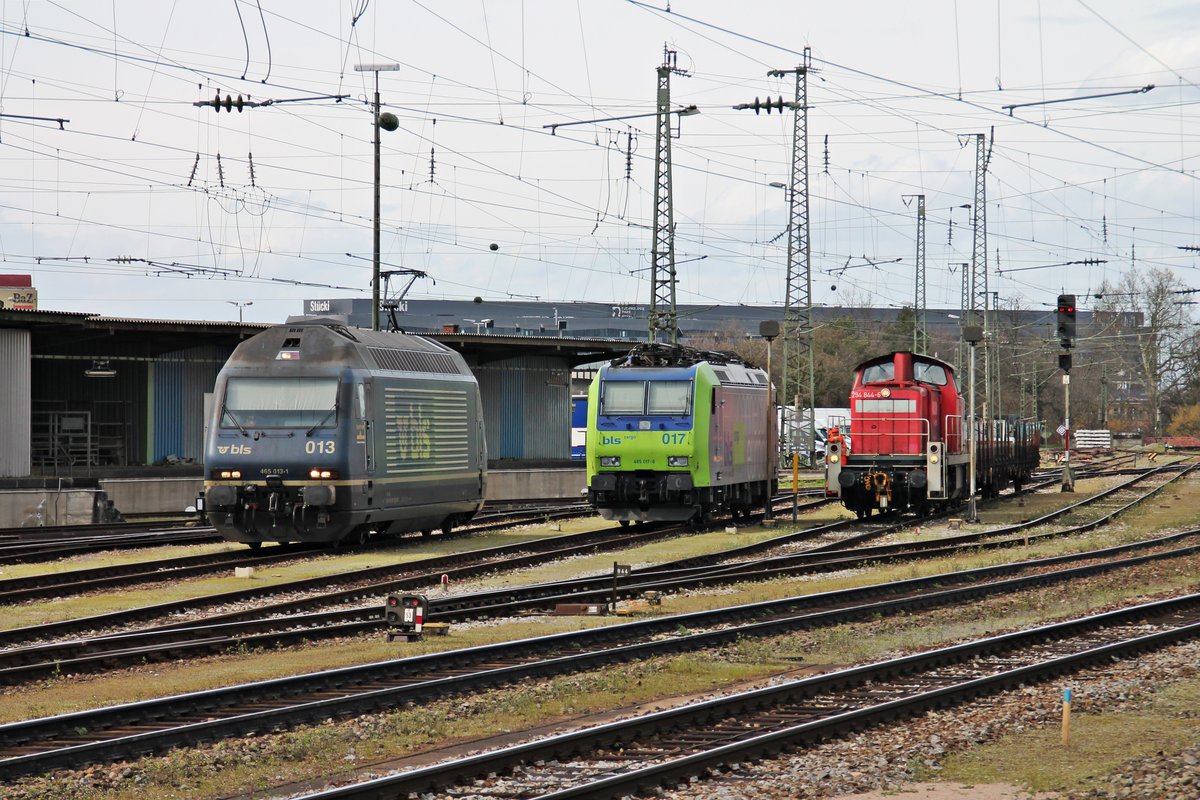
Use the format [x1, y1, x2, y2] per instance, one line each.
[291, 593, 1200, 800]
[0, 522, 697, 648]
[0, 531, 1196, 778]
[0, 469, 1178, 679]
[0, 503, 597, 603]
[0, 528, 221, 564]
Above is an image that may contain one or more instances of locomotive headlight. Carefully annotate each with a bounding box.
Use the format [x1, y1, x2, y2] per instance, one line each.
[827, 454, 840, 464]
[929, 454, 940, 464]
[667, 456, 689, 467]
[600, 456, 621, 467]
[213, 469, 242, 480]
[309, 468, 340, 479]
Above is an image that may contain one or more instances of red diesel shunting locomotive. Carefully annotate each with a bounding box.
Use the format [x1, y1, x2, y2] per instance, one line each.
[825, 351, 1040, 517]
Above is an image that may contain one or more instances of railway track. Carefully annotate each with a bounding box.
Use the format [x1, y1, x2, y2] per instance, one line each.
[0, 522, 218, 565]
[0, 494, 835, 652]
[290, 593, 1200, 800]
[0, 528, 1195, 780]
[0, 500, 599, 604]
[0, 467, 1185, 681]
[0, 498, 609, 567]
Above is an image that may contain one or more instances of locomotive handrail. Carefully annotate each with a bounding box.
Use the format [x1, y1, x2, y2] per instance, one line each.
[943, 414, 964, 453]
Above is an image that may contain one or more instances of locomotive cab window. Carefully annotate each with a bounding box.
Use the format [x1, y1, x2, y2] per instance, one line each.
[861, 362, 895, 384]
[913, 362, 948, 386]
[601, 381, 646, 415]
[222, 377, 339, 429]
[647, 381, 692, 415]
[355, 383, 368, 419]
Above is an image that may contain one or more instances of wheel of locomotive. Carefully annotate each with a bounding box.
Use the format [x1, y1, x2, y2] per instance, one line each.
[441, 517, 455, 536]
[421, 529, 434, 537]
[246, 541, 262, 551]
[855, 509, 865, 520]
[618, 519, 631, 527]
[337, 526, 369, 548]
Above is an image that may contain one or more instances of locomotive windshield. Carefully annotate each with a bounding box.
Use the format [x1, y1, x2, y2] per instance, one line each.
[913, 361, 948, 385]
[647, 381, 691, 415]
[222, 377, 339, 429]
[861, 362, 895, 384]
[601, 381, 646, 415]
[600, 379, 693, 416]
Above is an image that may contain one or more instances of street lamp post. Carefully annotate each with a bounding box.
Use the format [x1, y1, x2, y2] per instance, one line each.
[354, 63, 401, 331]
[225, 300, 253, 323]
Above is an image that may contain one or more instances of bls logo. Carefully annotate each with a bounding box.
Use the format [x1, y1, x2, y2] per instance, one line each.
[600, 435, 622, 445]
[217, 445, 253, 455]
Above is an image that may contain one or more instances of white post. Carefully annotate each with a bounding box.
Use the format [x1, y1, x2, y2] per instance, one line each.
[967, 340, 978, 522]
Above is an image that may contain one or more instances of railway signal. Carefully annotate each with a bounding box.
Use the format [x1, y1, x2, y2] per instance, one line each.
[384, 594, 428, 642]
[1054, 294, 1076, 492]
[1056, 294, 1077, 347]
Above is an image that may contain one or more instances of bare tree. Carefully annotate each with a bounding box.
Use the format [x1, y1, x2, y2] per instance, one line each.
[1094, 267, 1199, 436]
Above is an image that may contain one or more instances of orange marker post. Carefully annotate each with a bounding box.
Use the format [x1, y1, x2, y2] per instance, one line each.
[1061, 688, 1072, 747]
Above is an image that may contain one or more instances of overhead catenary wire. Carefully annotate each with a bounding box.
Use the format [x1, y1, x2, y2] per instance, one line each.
[1, 2, 1196, 319]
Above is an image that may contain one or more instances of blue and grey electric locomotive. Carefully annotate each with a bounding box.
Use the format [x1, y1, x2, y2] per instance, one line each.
[202, 318, 486, 547]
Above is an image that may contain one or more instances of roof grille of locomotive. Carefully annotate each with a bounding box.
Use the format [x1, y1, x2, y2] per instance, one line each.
[369, 346, 461, 374]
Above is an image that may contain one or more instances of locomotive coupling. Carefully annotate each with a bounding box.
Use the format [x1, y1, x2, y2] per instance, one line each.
[867, 469, 892, 508]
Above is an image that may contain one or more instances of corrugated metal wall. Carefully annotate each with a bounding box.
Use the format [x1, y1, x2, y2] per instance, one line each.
[152, 345, 230, 463]
[473, 355, 571, 460]
[0, 329, 31, 477]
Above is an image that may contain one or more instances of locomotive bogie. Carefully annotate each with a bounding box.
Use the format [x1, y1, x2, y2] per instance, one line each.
[203, 320, 486, 546]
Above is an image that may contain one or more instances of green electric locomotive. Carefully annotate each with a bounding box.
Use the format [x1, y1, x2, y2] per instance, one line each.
[586, 343, 777, 524]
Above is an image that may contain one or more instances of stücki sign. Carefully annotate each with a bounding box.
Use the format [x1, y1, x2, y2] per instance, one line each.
[0, 287, 37, 310]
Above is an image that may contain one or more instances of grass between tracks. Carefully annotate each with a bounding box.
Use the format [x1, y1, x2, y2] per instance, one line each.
[936, 677, 1200, 795]
[6, 554, 1198, 800]
[0, 518, 629, 631]
[0, 541, 239, 582]
[4, 474, 1198, 724]
[4, 473, 1198, 799]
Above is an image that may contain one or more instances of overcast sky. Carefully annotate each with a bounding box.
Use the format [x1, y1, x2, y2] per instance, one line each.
[1, 1, 1198, 324]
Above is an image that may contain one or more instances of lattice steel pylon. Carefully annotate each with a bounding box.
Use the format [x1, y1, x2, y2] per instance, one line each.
[648, 47, 688, 344]
[771, 49, 814, 464]
[904, 194, 927, 353]
[957, 263, 968, 376]
[966, 131, 992, 418]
